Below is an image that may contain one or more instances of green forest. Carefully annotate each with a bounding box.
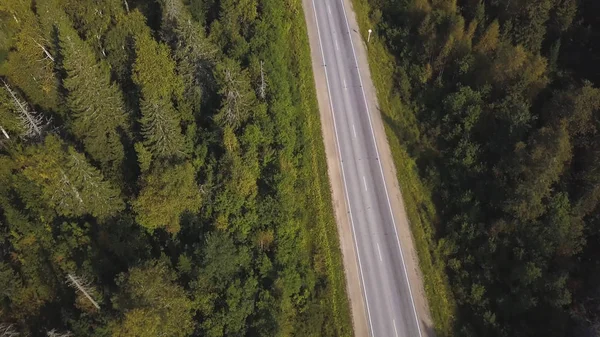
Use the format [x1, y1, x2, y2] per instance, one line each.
[0, 0, 353, 336]
[352, 0, 600, 336]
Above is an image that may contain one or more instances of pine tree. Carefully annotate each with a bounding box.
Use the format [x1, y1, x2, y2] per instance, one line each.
[58, 17, 128, 176]
[132, 33, 186, 159]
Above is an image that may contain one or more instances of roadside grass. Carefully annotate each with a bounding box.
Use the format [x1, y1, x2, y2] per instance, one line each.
[349, 0, 457, 335]
[290, 0, 355, 335]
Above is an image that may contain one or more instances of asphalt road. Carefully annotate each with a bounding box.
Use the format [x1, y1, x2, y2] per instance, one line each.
[309, 0, 423, 336]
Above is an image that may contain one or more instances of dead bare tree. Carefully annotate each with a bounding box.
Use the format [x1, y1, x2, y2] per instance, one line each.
[60, 170, 84, 205]
[0, 126, 9, 139]
[33, 39, 55, 62]
[66, 274, 100, 310]
[2, 81, 48, 138]
[96, 34, 106, 57]
[0, 324, 20, 337]
[259, 60, 266, 100]
[47, 330, 73, 337]
[124, 0, 130, 13]
[222, 67, 251, 127]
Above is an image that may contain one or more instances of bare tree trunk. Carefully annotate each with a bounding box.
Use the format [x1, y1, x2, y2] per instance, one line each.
[2, 81, 46, 137]
[66, 274, 100, 310]
[97, 35, 106, 57]
[0, 324, 20, 337]
[47, 330, 73, 337]
[259, 60, 266, 99]
[33, 39, 55, 62]
[60, 171, 84, 205]
[123, 0, 130, 13]
[0, 126, 9, 139]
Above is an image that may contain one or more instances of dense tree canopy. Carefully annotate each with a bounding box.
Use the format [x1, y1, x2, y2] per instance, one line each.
[0, 0, 351, 335]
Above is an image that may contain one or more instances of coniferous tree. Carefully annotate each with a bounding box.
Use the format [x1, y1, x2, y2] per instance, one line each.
[58, 17, 128, 177]
[0, 0, 60, 111]
[132, 33, 187, 159]
[159, 0, 217, 116]
[16, 135, 124, 219]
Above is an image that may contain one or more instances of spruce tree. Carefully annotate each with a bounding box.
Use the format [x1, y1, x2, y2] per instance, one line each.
[58, 17, 128, 177]
[17, 135, 124, 219]
[0, 0, 60, 111]
[132, 33, 187, 159]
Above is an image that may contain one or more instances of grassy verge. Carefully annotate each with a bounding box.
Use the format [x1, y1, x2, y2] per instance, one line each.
[290, 0, 354, 335]
[349, 0, 457, 335]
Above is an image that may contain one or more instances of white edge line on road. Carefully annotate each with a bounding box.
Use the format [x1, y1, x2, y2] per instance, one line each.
[363, 175, 368, 192]
[393, 319, 399, 337]
[310, 1, 376, 336]
[377, 243, 382, 262]
[352, 124, 357, 138]
[336, 0, 424, 336]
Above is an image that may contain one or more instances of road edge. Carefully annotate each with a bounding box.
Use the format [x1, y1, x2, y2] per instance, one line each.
[339, 0, 436, 334]
[301, 0, 370, 336]
[302, 0, 436, 335]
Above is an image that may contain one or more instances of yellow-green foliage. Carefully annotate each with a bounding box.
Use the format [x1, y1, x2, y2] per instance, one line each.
[133, 162, 201, 233]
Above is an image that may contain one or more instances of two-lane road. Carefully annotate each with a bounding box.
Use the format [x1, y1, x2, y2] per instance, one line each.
[309, 0, 423, 336]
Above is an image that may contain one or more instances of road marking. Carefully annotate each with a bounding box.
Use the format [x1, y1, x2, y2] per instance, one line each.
[327, 3, 332, 14]
[343, 78, 346, 88]
[337, 0, 424, 335]
[363, 176, 368, 191]
[393, 319, 399, 337]
[377, 243, 382, 261]
[309, 1, 375, 335]
[352, 124, 357, 138]
[334, 36, 339, 51]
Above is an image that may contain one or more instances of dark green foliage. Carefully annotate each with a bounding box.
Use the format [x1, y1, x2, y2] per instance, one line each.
[0, 0, 351, 335]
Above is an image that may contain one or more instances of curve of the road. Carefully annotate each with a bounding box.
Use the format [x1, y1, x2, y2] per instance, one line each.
[309, 0, 423, 336]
